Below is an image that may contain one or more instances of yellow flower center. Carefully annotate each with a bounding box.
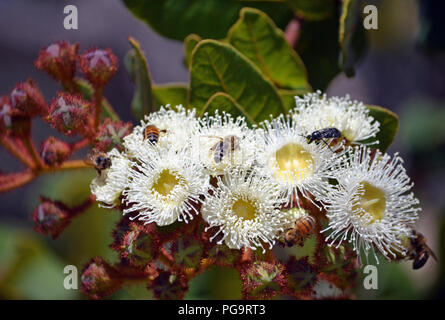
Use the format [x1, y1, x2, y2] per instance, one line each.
[274, 143, 314, 182]
[152, 169, 181, 197]
[232, 198, 257, 221]
[342, 128, 355, 142]
[353, 181, 386, 223]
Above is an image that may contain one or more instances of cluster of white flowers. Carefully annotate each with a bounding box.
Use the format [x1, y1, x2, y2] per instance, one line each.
[90, 92, 421, 261]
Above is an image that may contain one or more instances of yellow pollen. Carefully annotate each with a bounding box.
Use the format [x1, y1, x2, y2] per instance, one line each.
[152, 169, 181, 197]
[232, 199, 257, 221]
[353, 181, 386, 223]
[274, 143, 314, 182]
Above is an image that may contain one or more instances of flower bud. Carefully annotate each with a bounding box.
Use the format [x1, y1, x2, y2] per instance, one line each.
[81, 257, 122, 299]
[151, 271, 188, 300]
[207, 245, 241, 267]
[0, 96, 13, 134]
[241, 261, 286, 299]
[79, 48, 118, 87]
[94, 119, 132, 152]
[10, 79, 47, 117]
[35, 42, 79, 82]
[40, 136, 72, 166]
[47, 92, 90, 136]
[32, 197, 71, 239]
[0, 95, 32, 137]
[171, 235, 203, 269]
[286, 256, 317, 296]
[121, 223, 159, 268]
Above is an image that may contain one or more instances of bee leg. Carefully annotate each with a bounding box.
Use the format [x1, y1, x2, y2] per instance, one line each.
[320, 139, 334, 152]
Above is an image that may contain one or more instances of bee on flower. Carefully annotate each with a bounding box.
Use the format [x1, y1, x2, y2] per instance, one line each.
[90, 148, 131, 208]
[195, 111, 259, 176]
[123, 104, 199, 158]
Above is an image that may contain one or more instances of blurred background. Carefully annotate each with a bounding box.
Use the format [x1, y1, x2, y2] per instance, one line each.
[0, 0, 444, 299]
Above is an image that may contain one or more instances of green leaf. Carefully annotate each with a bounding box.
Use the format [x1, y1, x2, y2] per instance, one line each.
[365, 105, 399, 152]
[125, 37, 154, 119]
[201, 92, 254, 126]
[339, 0, 367, 77]
[227, 7, 311, 91]
[153, 84, 189, 108]
[122, 0, 293, 41]
[74, 78, 119, 121]
[0, 225, 79, 299]
[279, 89, 310, 112]
[287, 0, 335, 20]
[184, 34, 201, 69]
[189, 40, 285, 123]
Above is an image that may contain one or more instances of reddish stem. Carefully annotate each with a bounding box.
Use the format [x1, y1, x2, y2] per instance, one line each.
[0, 170, 35, 193]
[158, 247, 175, 270]
[41, 159, 90, 173]
[23, 134, 44, 169]
[0, 136, 35, 168]
[70, 138, 90, 152]
[70, 194, 96, 218]
[94, 86, 104, 129]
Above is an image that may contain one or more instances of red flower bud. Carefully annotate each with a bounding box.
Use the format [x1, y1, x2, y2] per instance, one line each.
[10, 79, 47, 117]
[285, 256, 317, 297]
[94, 119, 132, 152]
[151, 271, 189, 300]
[81, 257, 123, 299]
[241, 260, 286, 299]
[47, 92, 90, 136]
[0, 96, 13, 134]
[171, 235, 203, 269]
[0, 95, 32, 137]
[112, 221, 160, 268]
[40, 136, 72, 166]
[32, 197, 71, 239]
[207, 245, 241, 267]
[79, 48, 118, 87]
[35, 42, 79, 82]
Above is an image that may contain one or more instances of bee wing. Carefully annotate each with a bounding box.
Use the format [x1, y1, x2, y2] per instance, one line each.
[427, 244, 438, 262]
[84, 150, 97, 166]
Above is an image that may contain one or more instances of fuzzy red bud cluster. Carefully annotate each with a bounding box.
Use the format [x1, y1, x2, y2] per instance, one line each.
[40, 136, 72, 166]
[80, 48, 118, 88]
[47, 92, 90, 136]
[32, 197, 72, 239]
[35, 42, 79, 83]
[81, 257, 123, 300]
[94, 119, 132, 152]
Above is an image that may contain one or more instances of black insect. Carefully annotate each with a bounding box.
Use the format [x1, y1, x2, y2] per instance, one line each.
[409, 230, 437, 270]
[306, 127, 342, 144]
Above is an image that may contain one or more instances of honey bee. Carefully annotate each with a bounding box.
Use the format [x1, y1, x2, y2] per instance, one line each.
[143, 124, 166, 145]
[408, 230, 437, 270]
[85, 150, 112, 175]
[284, 215, 316, 247]
[209, 135, 240, 163]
